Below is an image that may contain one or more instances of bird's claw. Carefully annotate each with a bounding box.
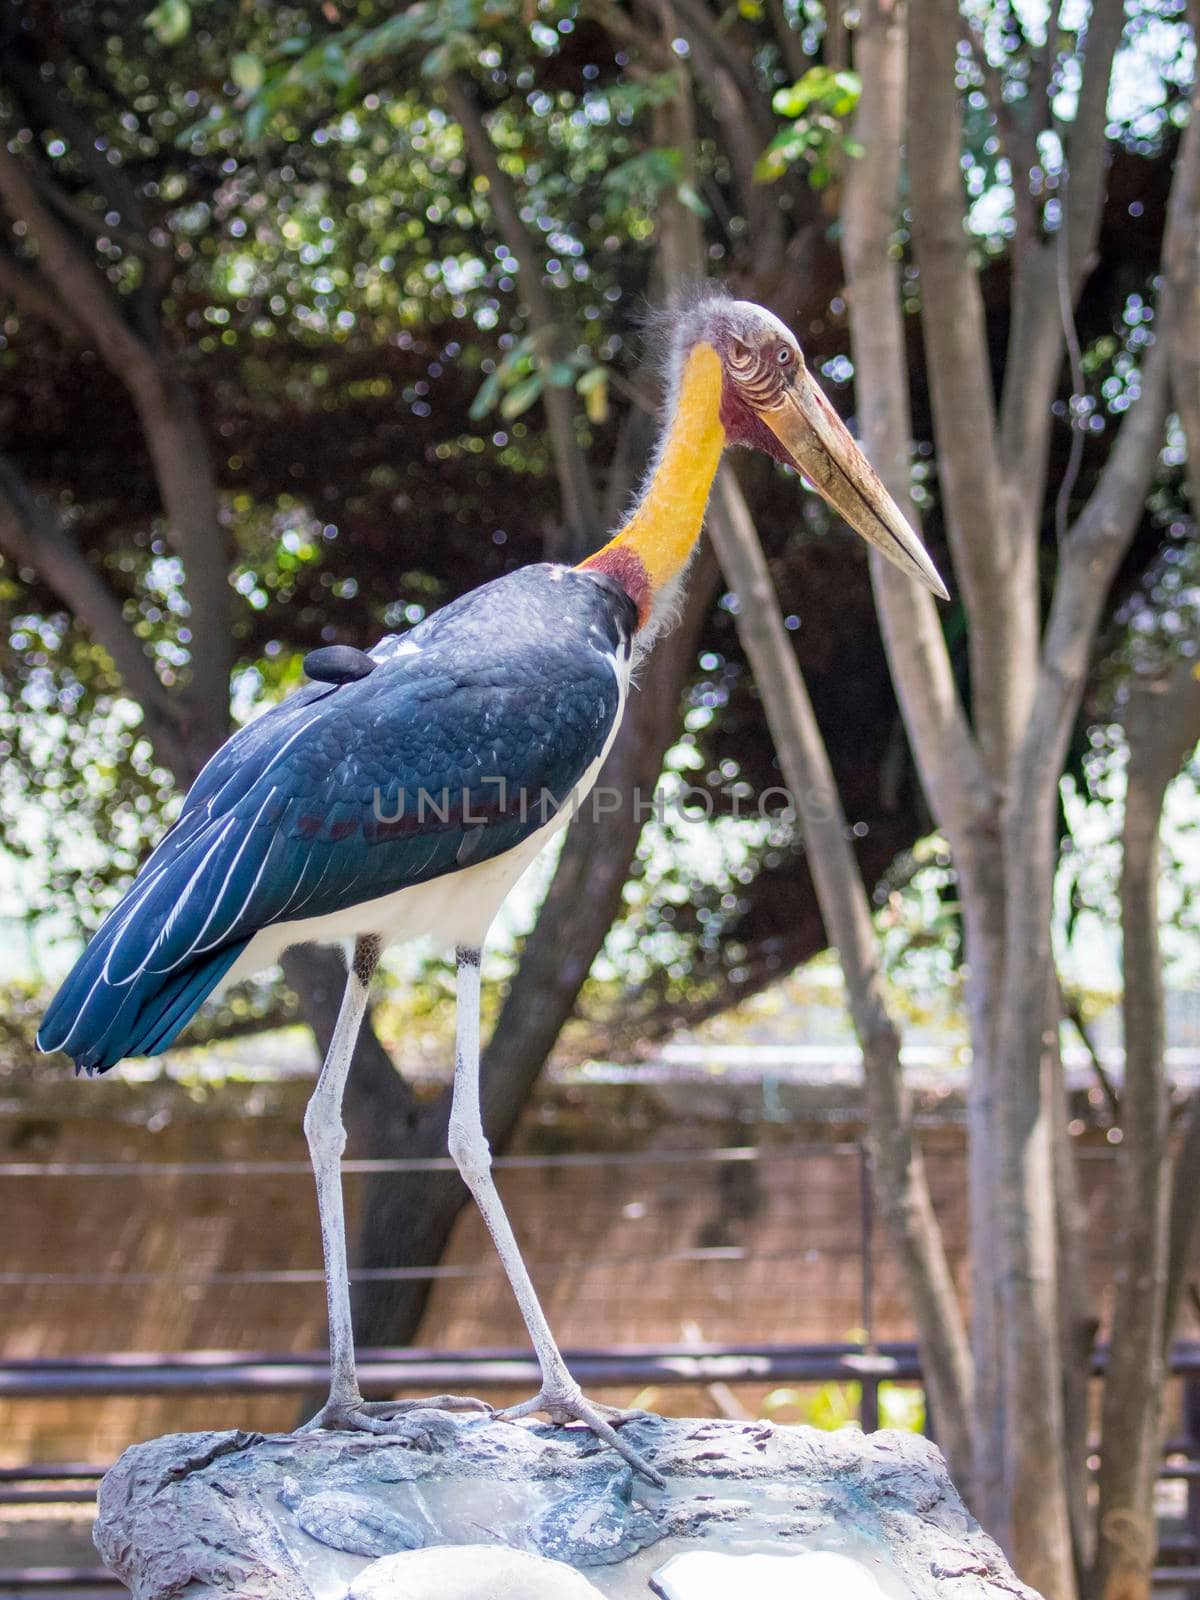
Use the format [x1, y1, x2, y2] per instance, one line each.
[298, 1393, 492, 1436]
[497, 1385, 664, 1487]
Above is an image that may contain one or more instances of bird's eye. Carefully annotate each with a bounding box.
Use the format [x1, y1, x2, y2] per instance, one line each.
[776, 345, 793, 366]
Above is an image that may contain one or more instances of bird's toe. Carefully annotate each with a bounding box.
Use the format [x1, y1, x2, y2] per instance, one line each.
[297, 1393, 492, 1439]
[497, 1388, 664, 1487]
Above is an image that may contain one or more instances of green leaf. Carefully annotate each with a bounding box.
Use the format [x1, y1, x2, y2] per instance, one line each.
[603, 147, 683, 202]
[244, 97, 270, 144]
[577, 366, 609, 424]
[772, 67, 861, 120]
[676, 182, 709, 218]
[754, 127, 808, 182]
[145, 0, 192, 46]
[231, 53, 264, 93]
[320, 41, 354, 88]
[499, 374, 542, 419]
[496, 337, 535, 381]
[468, 369, 502, 421]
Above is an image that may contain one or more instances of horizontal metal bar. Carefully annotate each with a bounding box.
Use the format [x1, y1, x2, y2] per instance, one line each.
[0, 1244, 763, 1290]
[0, 1464, 104, 1481]
[0, 1339, 917, 1370]
[0, 1487, 98, 1504]
[0, 1571, 118, 1589]
[0, 1246, 886, 1291]
[0, 1144, 1132, 1179]
[0, 1348, 927, 1397]
[0, 1145, 849, 1179]
[12, 1339, 1200, 1387]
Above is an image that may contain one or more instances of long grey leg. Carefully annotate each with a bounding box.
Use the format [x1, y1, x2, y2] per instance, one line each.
[299, 934, 488, 1435]
[448, 945, 663, 1484]
[303, 933, 380, 1416]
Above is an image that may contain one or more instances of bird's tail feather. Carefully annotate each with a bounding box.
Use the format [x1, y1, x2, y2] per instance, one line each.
[38, 937, 248, 1076]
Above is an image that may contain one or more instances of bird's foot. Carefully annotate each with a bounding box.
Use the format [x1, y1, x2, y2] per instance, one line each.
[498, 1382, 664, 1487]
[298, 1393, 492, 1437]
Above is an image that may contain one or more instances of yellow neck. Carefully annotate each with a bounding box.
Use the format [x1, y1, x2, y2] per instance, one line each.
[580, 342, 726, 622]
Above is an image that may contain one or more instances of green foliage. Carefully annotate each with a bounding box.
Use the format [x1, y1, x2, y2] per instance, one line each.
[602, 148, 708, 219]
[145, 0, 193, 47]
[762, 1380, 927, 1433]
[203, 0, 522, 146]
[468, 335, 610, 425]
[756, 67, 862, 186]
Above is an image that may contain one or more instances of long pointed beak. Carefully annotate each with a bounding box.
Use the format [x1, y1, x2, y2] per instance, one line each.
[760, 371, 949, 601]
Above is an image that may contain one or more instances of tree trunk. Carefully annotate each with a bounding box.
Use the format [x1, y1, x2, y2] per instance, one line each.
[1049, 974, 1096, 1586]
[707, 467, 974, 1491]
[1095, 663, 1200, 1600]
[840, 0, 997, 1519]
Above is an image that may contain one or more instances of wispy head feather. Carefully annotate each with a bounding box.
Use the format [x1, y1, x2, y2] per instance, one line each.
[634, 281, 733, 409]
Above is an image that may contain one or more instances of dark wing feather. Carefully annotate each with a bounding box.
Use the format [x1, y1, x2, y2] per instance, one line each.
[39, 589, 621, 1074]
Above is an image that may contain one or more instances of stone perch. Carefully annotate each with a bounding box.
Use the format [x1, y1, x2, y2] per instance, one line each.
[94, 1413, 1040, 1600]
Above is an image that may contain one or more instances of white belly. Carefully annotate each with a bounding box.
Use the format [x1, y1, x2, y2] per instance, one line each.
[219, 672, 627, 986]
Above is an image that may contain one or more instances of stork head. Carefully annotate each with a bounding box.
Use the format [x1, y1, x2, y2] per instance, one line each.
[680, 296, 948, 600]
[580, 292, 946, 636]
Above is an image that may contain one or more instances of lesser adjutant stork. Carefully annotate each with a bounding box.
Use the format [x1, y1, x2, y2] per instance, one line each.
[39, 294, 946, 1481]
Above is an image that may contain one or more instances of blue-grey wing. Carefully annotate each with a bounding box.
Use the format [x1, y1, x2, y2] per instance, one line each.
[38, 597, 624, 1071]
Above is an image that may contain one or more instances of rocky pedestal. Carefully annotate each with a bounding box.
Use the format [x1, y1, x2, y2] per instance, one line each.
[94, 1412, 1038, 1600]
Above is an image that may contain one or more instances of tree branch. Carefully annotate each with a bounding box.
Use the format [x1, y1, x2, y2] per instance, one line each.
[998, 0, 1126, 510]
[1061, 0, 1126, 293]
[998, 331, 1171, 1031]
[667, 0, 767, 124]
[444, 73, 602, 559]
[1030, 5, 1195, 719]
[1163, 26, 1200, 520]
[0, 139, 233, 733]
[3, 46, 153, 241]
[765, 0, 808, 82]
[0, 141, 152, 380]
[581, 0, 667, 61]
[908, 0, 1034, 778]
[647, 0, 786, 291]
[0, 248, 84, 340]
[650, 48, 707, 292]
[961, 25, 1037, 247]
[1059, 979, 1121, 1121]
[0, 455, 198, 781]
[840, 0, 992, 856]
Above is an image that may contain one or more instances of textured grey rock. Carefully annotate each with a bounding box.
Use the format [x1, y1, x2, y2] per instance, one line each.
[93, 1412, 1042, 1600]
[348, 1545, 606, 1598]
[529, 1469, 664, 1567]
[278, 1475, 425, 1557]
